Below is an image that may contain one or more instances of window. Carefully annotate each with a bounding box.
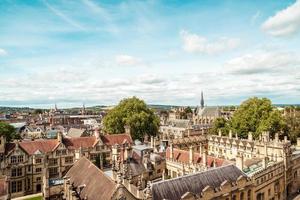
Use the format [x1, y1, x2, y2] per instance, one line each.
[11, 181, 16, 193]
[49, 167, 58, 178]
[35, 158, 42, 164]
[17, 155, 24, 163]
[268, 188, 271, 196]
[232, 195, 236, 200]
[11, 180, 22, 193]
[36, 168, 42, 173]
[65, 157, 73, 164]
[49, 158, 58, 166]
[28, 166, 31, 172]
[36, 177, 41, 182]
[11, 156, 16, 164]
[157, 169, 161, 173]
[11, 168, 22, 177]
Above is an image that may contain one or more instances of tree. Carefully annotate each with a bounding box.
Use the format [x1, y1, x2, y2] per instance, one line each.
[0, 122, 18, 142]
[209, 117, 229, 135]
[34, 109, 43, 114]
[230, 97, 286, 139]
[102, 97, 160, 140]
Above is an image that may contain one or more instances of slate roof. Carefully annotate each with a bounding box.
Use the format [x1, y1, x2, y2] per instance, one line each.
[197, 107, 220, 117]
[66, 128, 86, 138]
[65, 157, 117, 200]
[151, 164, 247, 200]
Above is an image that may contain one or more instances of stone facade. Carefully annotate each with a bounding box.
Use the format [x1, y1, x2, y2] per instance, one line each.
[0, 132, 132, 199]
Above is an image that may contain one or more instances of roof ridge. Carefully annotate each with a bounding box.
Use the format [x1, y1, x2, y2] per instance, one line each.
[152, 164, 241, 186]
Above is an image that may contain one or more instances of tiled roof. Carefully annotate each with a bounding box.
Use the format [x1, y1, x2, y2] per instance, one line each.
[19, 140, 59, 155]
[65, 157, 117, 200]
[100, 134, 133, 146]
[63, 137, 97, 150]
[6, 134, 133, 155]
[151, 165, 247, 200]
[166, 147, 228, 167]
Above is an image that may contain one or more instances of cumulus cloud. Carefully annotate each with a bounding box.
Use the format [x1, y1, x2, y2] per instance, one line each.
[180, 30, 240, 54]
[0, 48, 8, 56]
[262, 0, 300, 37]
[225, 51, 300, 75]
[115, 54, 141, 65]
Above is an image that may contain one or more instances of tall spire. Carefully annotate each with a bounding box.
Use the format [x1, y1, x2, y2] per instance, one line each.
[200, 91, 204, 109]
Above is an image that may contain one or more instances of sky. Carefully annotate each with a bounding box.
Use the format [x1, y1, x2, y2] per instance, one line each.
[0, 0, 300, 108]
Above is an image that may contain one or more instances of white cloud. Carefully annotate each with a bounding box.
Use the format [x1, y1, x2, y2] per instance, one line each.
[262, 0, 300, 37]
[225, 51, 300, 75]
[115, 54, 141, 66]
[180, 30, 240, 54]
[0, 48, 8, 56]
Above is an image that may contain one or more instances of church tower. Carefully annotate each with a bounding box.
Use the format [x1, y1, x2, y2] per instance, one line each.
[200, 91, 204, 109]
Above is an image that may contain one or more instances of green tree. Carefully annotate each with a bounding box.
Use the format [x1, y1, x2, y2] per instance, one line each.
[209, 117, 229, 135]
[34, 109, 43, 114]
[230, 97, 286, 139]
[0, 122, 18, 142]
[102, 97, 160, 140]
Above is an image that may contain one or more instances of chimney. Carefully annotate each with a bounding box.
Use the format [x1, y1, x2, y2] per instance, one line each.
[150, 136, 154, 148]
[297, 138, 300, 148]
[94, 128, 100, 140]
[124, 125, 130, 135]
[264, 143, 268, 157]
[248, 132, 253, 141]
[236, 154, 244, 170]
[170, 142, 174, 160]
[202, 149, 207, 166]
[189, 146, 194, 164]
[262, 157, 269, 169]
[284, 136, 288, 143]
[124, 146, 132, 160]
[229, 130, 232, 139]
[57, 132, 63, 143]
[199, 143, 202, 155]
[218, 129, 222, 137]
[235, 133, 238, 139]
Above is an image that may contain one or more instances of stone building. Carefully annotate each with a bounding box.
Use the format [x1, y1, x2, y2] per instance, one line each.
[147, 164, 253, 200]
[165, 143, 232, 178]
[0, 131, 132, 199]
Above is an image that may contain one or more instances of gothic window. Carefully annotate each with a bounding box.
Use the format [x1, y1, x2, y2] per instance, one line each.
[17, 155, 24, 163]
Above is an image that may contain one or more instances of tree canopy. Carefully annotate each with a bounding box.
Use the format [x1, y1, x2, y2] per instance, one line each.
[0, 122, 18, 142]
[211, 97, 287, 139]
[102, 97, 160, 141]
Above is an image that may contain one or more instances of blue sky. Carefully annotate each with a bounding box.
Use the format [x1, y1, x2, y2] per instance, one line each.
[0, 0, 300, 108]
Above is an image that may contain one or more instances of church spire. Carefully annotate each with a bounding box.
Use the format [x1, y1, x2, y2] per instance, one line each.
[200, 91, 204, 109]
